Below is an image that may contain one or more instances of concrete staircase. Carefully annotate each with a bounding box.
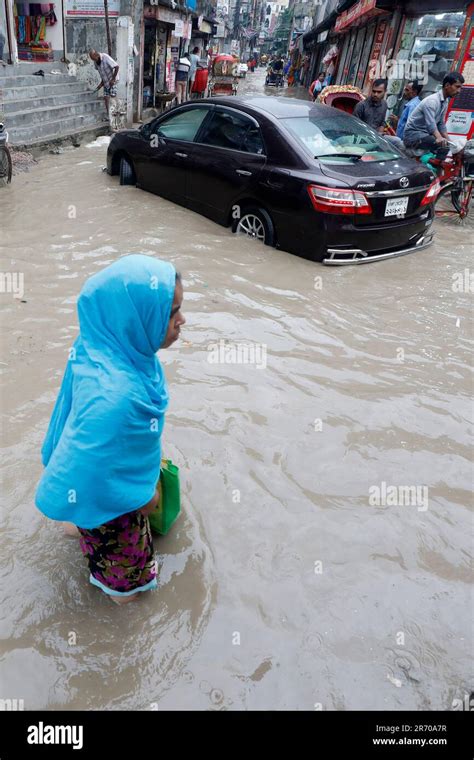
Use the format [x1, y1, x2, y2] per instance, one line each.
[0, 62, 109, 149]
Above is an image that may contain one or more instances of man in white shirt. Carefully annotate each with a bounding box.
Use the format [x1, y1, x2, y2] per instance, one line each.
[175, 54, 191, 104]
[89, 49, 120, 117]
[404, 72, 464, 158]
[188, 46, 201, 96]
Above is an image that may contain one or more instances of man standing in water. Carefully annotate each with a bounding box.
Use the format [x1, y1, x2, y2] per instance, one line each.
[353, 79, 388, 134]
[89, 49, 120, 118]
[395, 81, 423, 140]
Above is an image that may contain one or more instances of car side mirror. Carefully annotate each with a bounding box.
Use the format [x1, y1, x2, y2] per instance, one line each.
[140, 122, 152, 139]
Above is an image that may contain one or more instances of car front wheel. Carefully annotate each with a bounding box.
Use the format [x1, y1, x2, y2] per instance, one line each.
[119, 156, 136, 186]
[233, 206, 275, 246]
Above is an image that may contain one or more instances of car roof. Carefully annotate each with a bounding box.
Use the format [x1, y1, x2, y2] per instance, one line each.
[204, 96, 342, 120]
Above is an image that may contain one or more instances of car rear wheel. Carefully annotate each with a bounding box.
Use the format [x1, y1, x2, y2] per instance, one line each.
[233, 206, 275, 246]
[119, 156, 135, 186]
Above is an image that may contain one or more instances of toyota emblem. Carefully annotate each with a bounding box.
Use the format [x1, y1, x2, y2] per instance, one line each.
[399, 176, 409, 188]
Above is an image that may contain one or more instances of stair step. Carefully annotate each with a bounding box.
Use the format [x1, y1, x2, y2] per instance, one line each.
[0, 61, 69, 77]
[7, 99, 105, 127]
[0, 73, 78, 88]
[3, 90, 100, 113]
[0, 81, 87, 101]
[9, 113, 109, 145]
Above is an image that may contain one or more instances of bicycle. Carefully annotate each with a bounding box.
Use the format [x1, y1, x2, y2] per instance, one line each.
[0, 122, 12, 186]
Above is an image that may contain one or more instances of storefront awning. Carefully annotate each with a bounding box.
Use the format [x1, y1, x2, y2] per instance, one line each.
[334, 0, 385, 32]
[403, 0, 466, 11]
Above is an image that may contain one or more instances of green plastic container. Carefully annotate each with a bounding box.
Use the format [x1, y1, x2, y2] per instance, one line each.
[149, 459, 181, 535]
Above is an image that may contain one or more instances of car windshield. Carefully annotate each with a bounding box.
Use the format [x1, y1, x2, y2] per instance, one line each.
[281, 115, 401, 163]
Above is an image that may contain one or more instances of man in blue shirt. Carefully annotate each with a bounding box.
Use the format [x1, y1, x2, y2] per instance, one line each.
[404, 72, 464, 157]
[396, 81, 423, 139]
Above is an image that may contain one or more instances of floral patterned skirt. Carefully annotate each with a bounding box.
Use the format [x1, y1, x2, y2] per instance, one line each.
[78, 511, 157, 597]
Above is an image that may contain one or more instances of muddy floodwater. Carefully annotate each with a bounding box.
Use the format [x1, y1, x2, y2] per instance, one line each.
[0, 69, 472, 711]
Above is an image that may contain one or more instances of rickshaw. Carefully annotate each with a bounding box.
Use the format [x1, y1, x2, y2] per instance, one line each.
[316, 84, 365, 114]
[208, 54, 239, 97]
[317, 84, 397, 135]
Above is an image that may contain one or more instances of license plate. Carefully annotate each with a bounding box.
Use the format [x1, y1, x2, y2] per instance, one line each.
[385, 196, 409, 217]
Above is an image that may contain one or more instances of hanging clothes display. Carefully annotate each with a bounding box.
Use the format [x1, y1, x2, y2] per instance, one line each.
[14, 2, 57, 60]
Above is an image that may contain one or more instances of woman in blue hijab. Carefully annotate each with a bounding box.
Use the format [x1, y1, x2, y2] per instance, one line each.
[35, 254, 185, 604]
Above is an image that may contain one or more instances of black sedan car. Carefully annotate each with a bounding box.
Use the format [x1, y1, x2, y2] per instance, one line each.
[107, 96, 439, 265]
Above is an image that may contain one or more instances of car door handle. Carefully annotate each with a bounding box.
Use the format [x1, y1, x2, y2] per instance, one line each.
[175, 152, 188, 158]
[236, 169, 252, 176]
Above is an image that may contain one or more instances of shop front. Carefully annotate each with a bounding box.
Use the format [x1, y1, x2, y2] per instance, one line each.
[140, 3, 191, 115]
[381, 3, 467, 122]
[1, 0, 65, 65]
[331, 0, 467, 116]
[438, 2, 474, 140]
[190, 14, 215, 57]
[333, 0, 391, 88]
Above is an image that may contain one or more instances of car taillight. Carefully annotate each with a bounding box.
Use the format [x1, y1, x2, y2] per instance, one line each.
[420, 178, 441, 206]
[307, 184, 372, 215]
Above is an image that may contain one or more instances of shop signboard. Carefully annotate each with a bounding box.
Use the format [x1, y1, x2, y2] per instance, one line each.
[334, 0, 383, 34]
[66, 0, 120, 16]
[174, 20, 184, 37]
[364, 19, 387, 88]
[445, 19, 474, 140]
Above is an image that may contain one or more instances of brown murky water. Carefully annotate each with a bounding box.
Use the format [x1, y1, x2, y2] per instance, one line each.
[0, 69, 472, 710]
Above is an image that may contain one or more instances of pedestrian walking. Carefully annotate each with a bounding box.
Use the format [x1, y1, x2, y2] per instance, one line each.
[175, 53, 191, 104]
[35, 255, 185, 605]
[309, 71, 325, 101]
[188, 46, 201, 96]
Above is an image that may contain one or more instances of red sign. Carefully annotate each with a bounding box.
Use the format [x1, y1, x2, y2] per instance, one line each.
[445, 24, 474, 140]
[364, 19, 387, 88]
[335, 0, 383, 33]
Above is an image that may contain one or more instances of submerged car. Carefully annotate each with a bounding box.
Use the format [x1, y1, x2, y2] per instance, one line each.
[107, 96, 438, 265]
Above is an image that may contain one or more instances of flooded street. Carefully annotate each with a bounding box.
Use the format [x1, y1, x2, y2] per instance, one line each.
[0, 68, 472, 711]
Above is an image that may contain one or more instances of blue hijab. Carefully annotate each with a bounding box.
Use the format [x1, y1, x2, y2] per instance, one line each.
[35, 254, 177, 529]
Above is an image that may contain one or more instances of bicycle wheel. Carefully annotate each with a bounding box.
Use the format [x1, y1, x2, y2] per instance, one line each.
[451, 178, 473, 219]
[434, 183, 457, 217]
[0, 145, 12, 185]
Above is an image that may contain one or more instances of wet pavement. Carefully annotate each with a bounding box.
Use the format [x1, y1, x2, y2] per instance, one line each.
[0, 68, 472, 710]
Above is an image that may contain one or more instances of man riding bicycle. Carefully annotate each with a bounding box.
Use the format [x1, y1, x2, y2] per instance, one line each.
[403, 72, 464, 159]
